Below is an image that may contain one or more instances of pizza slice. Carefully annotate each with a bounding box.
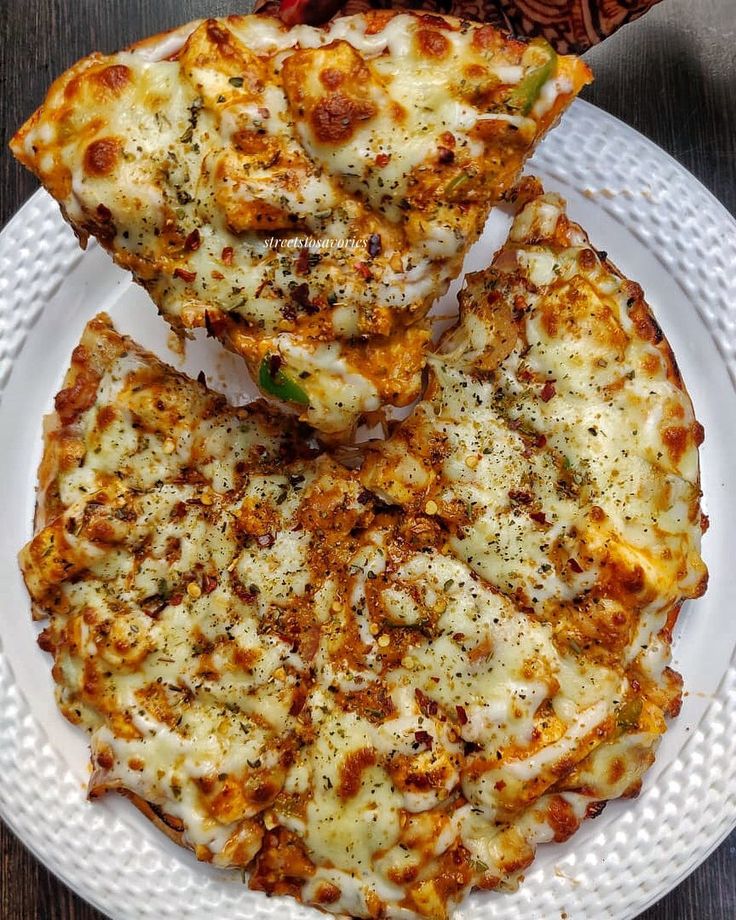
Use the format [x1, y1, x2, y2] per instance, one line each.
[33, 313, 308, 536]
[11, 12, 590, 436]
[362, 179, 708, 730]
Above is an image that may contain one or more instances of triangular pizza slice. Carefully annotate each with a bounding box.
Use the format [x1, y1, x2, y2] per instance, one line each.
[12, 12, 590, 436]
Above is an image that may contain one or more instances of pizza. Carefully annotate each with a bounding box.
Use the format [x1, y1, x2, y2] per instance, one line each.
[11, 11, 590, 437]
[19, 181, 707, 920]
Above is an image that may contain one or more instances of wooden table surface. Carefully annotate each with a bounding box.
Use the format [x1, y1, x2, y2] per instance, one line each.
[1, 0, 734, 917]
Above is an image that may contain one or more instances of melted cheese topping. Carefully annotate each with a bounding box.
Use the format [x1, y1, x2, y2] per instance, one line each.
[357, 187, 707, 909]
[362, 189, 707, 674]
[33, 314, 304, 534]
[12, 12, 590, 435]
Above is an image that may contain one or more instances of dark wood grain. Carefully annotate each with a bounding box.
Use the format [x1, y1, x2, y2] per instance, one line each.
[1, 1, 734, 918]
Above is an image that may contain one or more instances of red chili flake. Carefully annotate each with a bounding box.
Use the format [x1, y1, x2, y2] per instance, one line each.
[375, 153, 390, 167]
[295, 248, 310, 275]
[540, 381, 556, 402]
[494, 779, 506, 791]
[202, 574, 218, 594]
[258, 107, 271, 119]
[355, 262, 373, 280]
[289, 689, 307, 717]
[211, 270, 224, 280]
[508, 489, 532, 505]
[96, 203, 112, 221]
[529, 510, 548, 525]
[257, 533, 275, 548]
[437, 146, 455, 164]
[142, 602, 166, 620]
[292, 282, 316, 312]
[184, 228, 201, 251]
[586, 801, 606, 819]
[221, 246, 234, 265]
[701, 513, 710, 533]
[456, 705, 468, 725]
[168, 593, 183, 606]
[174, 267, 197, 283]
[535, 433, 547, 449]
[414, 730, 433, 749]
[230, 573, 258, 603]
[440, 131, 456, 148]
[415, 688, 438, 718]
[568, 558, 583, 574]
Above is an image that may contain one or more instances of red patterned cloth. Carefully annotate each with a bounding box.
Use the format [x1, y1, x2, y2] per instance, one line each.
[253, 0, 662, 52]
[498, 0, 663, 53]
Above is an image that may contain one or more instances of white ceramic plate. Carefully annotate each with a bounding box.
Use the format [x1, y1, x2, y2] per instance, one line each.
[1, 98, 735, 920]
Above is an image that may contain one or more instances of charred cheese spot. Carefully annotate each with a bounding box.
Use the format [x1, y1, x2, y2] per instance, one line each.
[54, 346, 101, 424]
[546, 794, 579, 842]
[319, 67, 344, 90]
[416, 29, 451, 59]
[337, 748, 377, 799]
[83, 137, 122, 176]
[311, 91, 377, 144]
[472, 23, 521, 53]
[206, 19, 242, 55]
[282, 40, 379, 146]
[93, 64, 131, 94]
[662, 425, 690, 463]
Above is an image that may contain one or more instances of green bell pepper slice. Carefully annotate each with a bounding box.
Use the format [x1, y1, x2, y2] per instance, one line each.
[258, 356, 310, 406]
[508, 41, 558, 116]
[616, 698, 643, 731]
[445, 171, 472, 196]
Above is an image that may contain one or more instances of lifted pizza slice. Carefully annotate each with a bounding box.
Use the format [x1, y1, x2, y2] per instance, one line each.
[12, 12, 590, 436]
